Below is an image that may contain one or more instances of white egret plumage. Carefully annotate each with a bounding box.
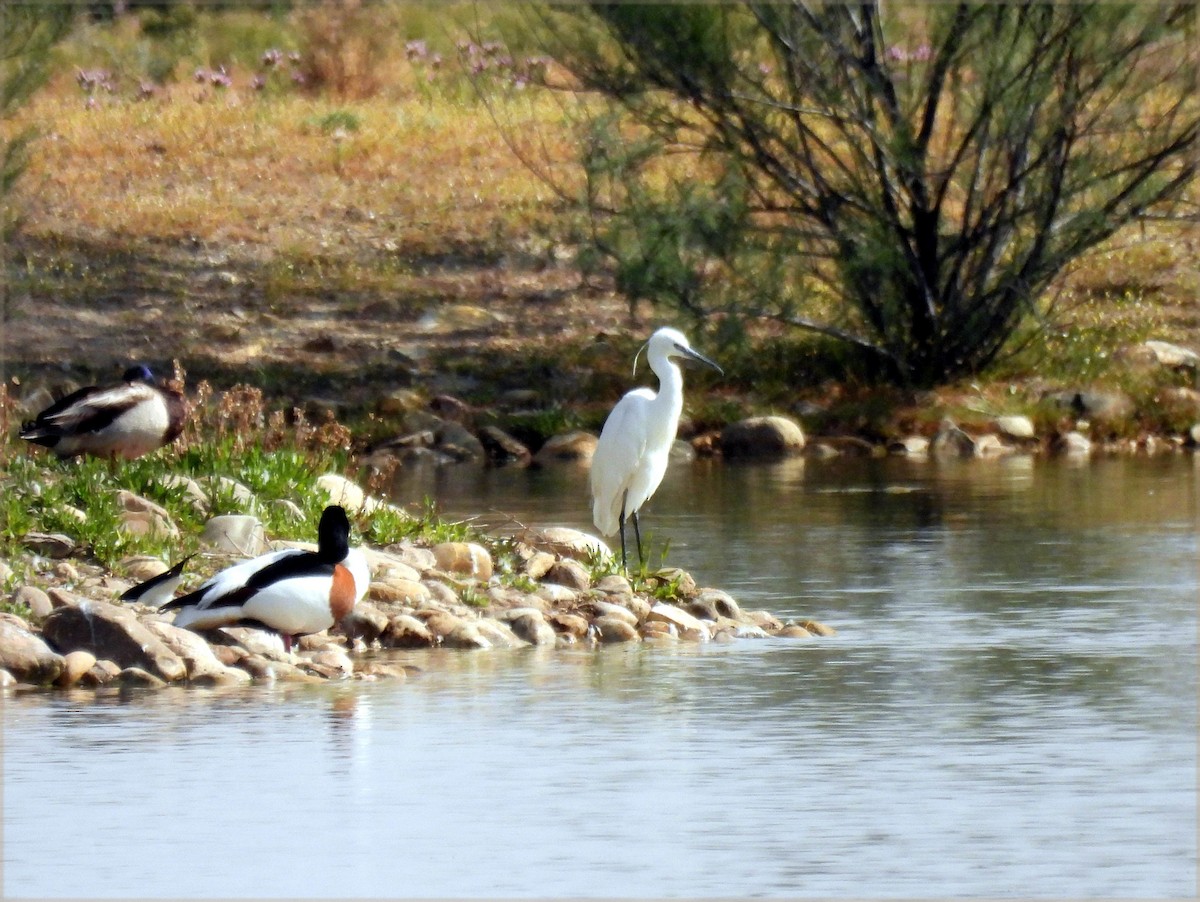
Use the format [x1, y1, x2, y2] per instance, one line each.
[590, 327, 722, 571]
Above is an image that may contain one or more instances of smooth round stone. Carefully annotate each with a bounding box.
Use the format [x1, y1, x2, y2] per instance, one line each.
[120, 555, 170, 582]
[547, 612, 590, 638]
[524, 551, 556, 581]
[536, 583, 577, 605]
[474, 618, 524, 648]
[533, 430, 597, 465]
[421, 580, 460, 607]
[12, 586, 53, 620]
[544, 559, 590, 591]
[202, 515, 266, 555]
[383, 614, 436, 648]
[797, 619, 837, 637]
[594, 574, 632, 596]
[720, 415, 806, 458]
[118, 667, 167, 689]
[442, 622, 492, 650]
[777, 624, 813, 639]
[592, 616, 640, 643]
[370, 578, 430, 605]
[508, 612, 556, 646]
[588, 601, 638, 626]
[315, 473, 366, 513]
[57, 650, 98, 688]
[432, 542, 493, 580]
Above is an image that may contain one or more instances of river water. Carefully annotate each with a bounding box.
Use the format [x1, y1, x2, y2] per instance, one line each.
[4, 455, 1197, 898]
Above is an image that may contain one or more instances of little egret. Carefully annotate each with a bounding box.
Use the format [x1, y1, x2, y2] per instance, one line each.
[590, 327, 722, 571]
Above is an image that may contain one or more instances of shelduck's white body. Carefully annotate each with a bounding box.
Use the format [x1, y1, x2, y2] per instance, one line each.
[161, 506, 369, 650]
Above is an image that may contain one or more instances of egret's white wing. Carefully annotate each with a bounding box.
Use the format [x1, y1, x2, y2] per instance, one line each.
[590, 389, 654, 536]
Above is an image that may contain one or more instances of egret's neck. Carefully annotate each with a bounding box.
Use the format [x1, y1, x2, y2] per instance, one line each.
[650, 355, 685, 421]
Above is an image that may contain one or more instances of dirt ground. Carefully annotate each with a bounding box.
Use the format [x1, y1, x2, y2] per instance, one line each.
[2, 234, 640, 420]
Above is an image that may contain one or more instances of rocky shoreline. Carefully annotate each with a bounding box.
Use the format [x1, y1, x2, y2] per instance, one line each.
[3, 333, 1197, 692]
[0, 473, 835, 693]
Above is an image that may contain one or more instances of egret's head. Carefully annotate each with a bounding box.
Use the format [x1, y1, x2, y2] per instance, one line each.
[634, 327, 723, 377]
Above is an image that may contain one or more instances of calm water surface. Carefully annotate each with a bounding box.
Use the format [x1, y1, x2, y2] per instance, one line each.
[4, 455, 1197, 898]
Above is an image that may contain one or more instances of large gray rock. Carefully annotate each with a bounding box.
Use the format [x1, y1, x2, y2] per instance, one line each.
[508, 612, 557, 646]
[436, 421, 486, 462]
[543, 559, 591, 591]
[719, 416, 806, 458]
[12, 586, 53, 621]
[202, 514, 267, 555]
[41, 600, 187, 682]
[0, 619, 65, 684]
[522, 527, 609, 561]
[533, 431, 598, 465]
[995, 415, 1036, 441]
[144, 620, 243, 683]
[341, 602, 389, 644]
[930, 418, 975, 458]
[478, 426, 532, 466]
[1142, 340, 1199, 369]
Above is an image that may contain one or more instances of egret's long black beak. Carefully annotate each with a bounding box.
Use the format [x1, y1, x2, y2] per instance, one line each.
[673, 342, 723, 375]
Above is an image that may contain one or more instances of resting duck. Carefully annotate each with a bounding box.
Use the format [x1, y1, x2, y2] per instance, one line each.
[20, 364, 186, 460]
[159, 505, 370, 652]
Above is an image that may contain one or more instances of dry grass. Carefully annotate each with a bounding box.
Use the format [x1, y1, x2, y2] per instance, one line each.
[9, 87, 579, 262]
[2, 9, 1197, 442]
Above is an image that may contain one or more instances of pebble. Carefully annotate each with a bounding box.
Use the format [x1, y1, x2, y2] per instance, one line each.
[777, 624, 813, 639]
[588, 601, 638, 626]
[13, 586, 53, 620]
[592, 616, 640, 643]
[432, 542, 493, 580]
[118, 667, 167, 689]
[544, 559, 591, 591]
[370, 578, 430, 605]
[316, 473, 366, 513]
[524, 551, 556, 580]
[384, 614, 436, 648]
[57, 650, 98, 688]
[202, 515, 266, 555]
[508, 612, 557, 646]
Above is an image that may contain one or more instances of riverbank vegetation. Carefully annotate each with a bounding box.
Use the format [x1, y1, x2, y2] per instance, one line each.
[0, 3, 1194, 682]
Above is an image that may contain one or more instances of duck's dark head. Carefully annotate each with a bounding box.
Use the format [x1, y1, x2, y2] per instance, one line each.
[122, 364, 156, 384]
[317, 505, 352, 562]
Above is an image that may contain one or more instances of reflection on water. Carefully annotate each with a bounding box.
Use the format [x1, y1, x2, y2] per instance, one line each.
[3, 457, 1196, 898]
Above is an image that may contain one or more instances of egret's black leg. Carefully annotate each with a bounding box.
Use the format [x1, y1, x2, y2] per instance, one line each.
[618, 493, 629, 572]
[632, 510, 645, 567]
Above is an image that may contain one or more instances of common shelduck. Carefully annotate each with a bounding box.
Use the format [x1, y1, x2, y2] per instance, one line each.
[160, 505, 370, 652]
[20, 364, 186, 460]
